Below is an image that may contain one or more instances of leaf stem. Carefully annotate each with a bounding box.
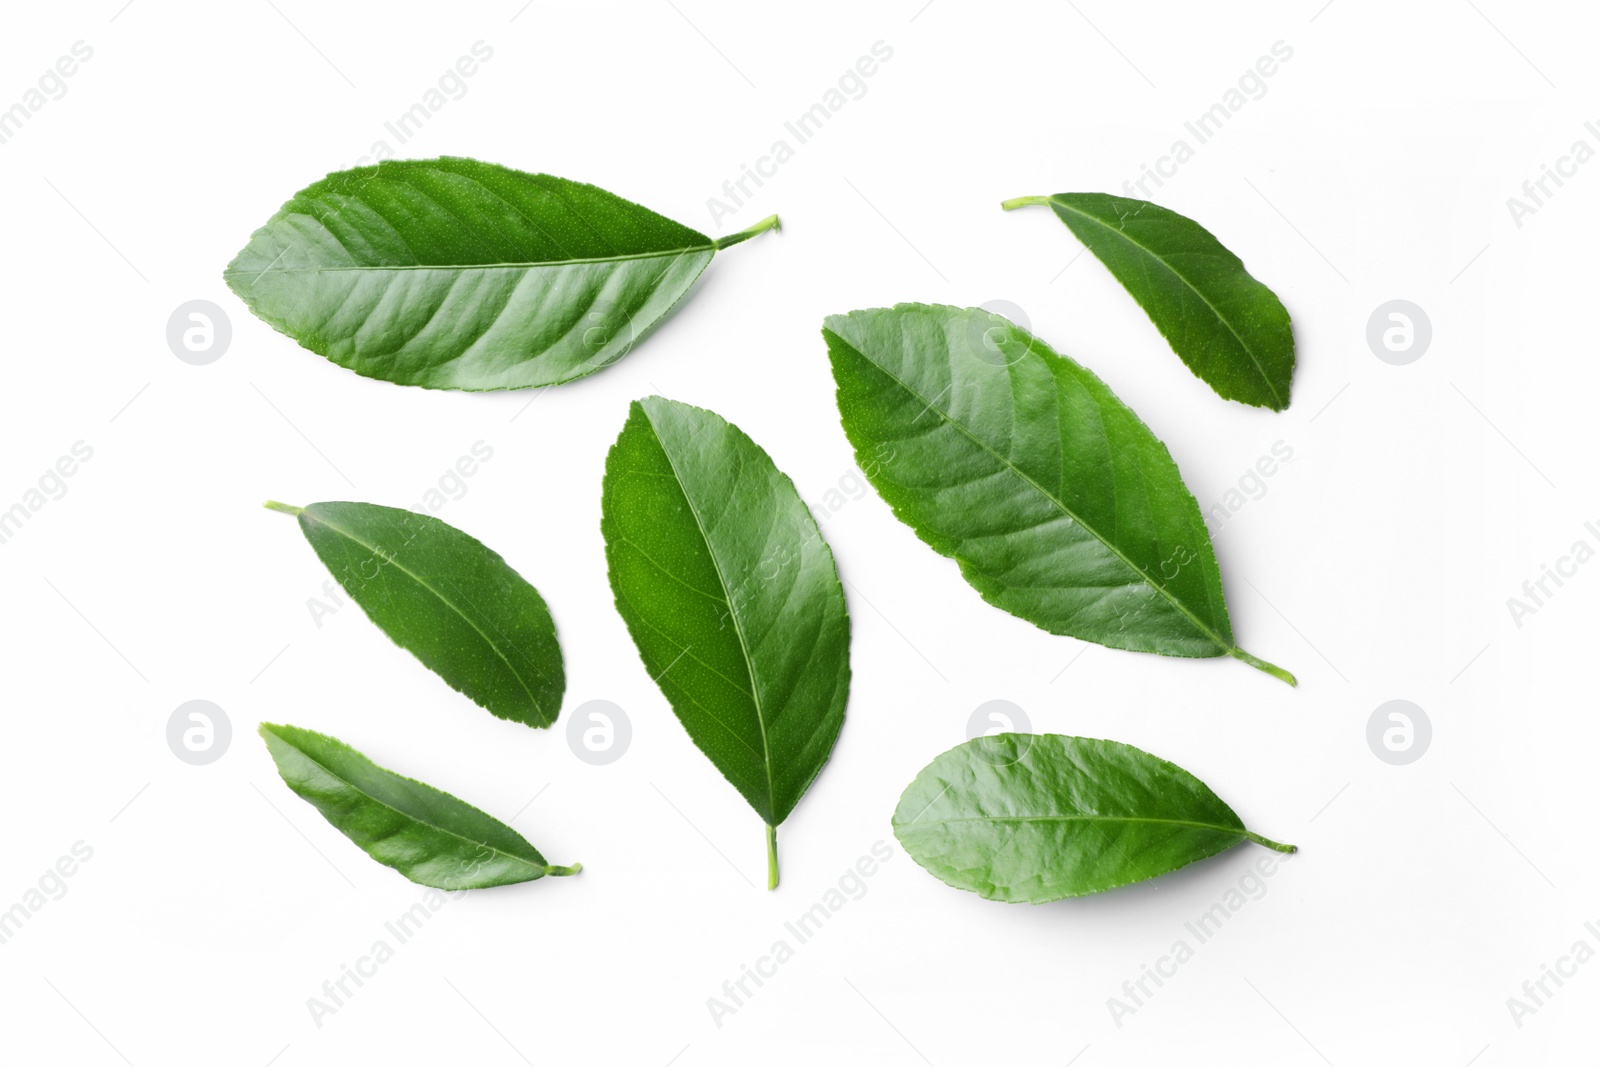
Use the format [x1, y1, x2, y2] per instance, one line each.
[714, 213, 782, 250]
[545, 861, 583, 877]
[262, 500, 304, 516]
[1000, 195, 1053, 211]
[765, 824, 779, 890]
[1229, 648, 1297, 687]
[1244, 832, 1297, 854]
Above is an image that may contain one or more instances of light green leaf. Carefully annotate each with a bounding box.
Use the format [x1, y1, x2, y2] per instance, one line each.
[265, 500, 565, 727]
[225, 157, 779, 390]
[1004, 192, 1295, 410]
[893, 734, 1294, 902]
[260, 723, 579, 889]
[601, 396, 851, 888]
[822, 303, 1293, 684]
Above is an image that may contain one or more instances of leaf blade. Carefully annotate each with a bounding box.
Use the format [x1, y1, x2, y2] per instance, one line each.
[225, 158, 775, 390]
[260, 723, 578, 889]
[600, 397, 851, 874]
[269, 500, 565, 727]
[822, 304, 1291, 682]
[892, 734, 1292, 902]
[1005, 192, 1295, 410]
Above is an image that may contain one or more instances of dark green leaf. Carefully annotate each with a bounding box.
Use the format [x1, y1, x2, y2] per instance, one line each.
[260, 723, 579, 889]
[600, 397, 851, 888]
[265, 500, 565, 727]
[893, 734, 1293, 902]
[822, 303, 1293, 684]
[225, 157, 779, 390]
[1003, 192, 1295, 410]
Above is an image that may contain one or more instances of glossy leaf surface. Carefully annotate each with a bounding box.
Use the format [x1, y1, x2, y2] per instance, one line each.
[822, 304, 1293, 685]
[893, 734, 1293, 902]
[601, 397, 850, 886]
[225, 157, 778, 390]
[260, 723, 579, 889]
[1004, 192, 1295, 410]
[265, 500, 564, 727]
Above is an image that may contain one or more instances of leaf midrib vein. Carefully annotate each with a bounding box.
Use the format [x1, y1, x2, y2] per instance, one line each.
[222, 245, 714, 275]
[844, 333, 1233, 656]
[1048, 197, 1285, 408]
[899, 813, 1244, 835]
[644, 417, 779, 824]
[302, 510, 548, 721]
[275, 735, 546, 876]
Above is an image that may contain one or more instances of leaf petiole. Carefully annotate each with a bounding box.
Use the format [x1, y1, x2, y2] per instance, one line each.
[1229, 648, 1298, 688]
[1244, 831, 1297, 854]
[766, 823, 779, 891]
[263, 500, 304, 516]
[999, 195, 1053, 211]
[713, 213, 782, 250]
[545, 862, 584, 877]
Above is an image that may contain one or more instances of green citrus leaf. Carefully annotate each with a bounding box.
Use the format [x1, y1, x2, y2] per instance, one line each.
[893, 734, 1293, 902]
[225, 157, 779, 390]
[1004, 192, 1295, 410]
[260, 723, 579, 889]
[600, 396, 851, 888]
[822, 303, 1293, 685]
[265, 500, 564, 727]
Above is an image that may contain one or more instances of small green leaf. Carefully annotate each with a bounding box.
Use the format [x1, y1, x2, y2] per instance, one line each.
[893, 734, 1294, 902]
[260, 723, 579, 889]
[265, 500, 565, 727]
[601, 397, 851, 888]
[1004, 192, 1295, 410]
[225, 157, 780, 391]
[823, 304, 1294, 684]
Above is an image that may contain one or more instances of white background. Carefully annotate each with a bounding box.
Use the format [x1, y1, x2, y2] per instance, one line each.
[1, 1, 1594, 1063]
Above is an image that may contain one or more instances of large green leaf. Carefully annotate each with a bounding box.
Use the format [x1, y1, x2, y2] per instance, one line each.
[822, 304, 1293, 684]
[260, 723, 579, 889]
[1003, 192, 1295, 410]
[600, 396, 851, 888]
[264, 500, 564, 727]
[225, 157, 779, 390]
[893, 734, 1293, 902]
